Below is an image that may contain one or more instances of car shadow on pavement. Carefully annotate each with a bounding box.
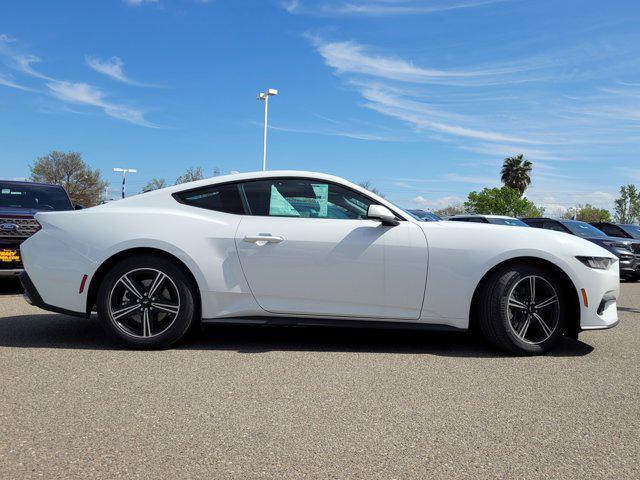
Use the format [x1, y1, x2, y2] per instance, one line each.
[617, 306, 640, 315]
[0, 278, 23, 295]
[0, 313, 594, 358]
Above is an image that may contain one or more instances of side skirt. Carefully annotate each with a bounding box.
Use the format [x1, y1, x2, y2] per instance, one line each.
[201, 316, 466, 332]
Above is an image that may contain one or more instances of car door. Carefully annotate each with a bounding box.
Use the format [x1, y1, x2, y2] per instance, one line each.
[234, 177, 428, 320]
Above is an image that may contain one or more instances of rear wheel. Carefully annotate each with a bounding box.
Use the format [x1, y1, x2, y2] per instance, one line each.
[96, 255, 196, 349]
[478, 264, 566, 355]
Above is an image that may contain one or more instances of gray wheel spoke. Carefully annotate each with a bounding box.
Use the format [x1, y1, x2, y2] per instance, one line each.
[529, 276, 536, 302]
[508, 298, 527, 310]
[119, 275, 143, 299]
[147, 272, 166, 298]
[142, 309, 152, 337]
[536, 295, 558, 309]
[533, 312, 552, 337]
[151, 302, 179, 315]
[517, 317, 531, 339]
[112, 303, 141, 320]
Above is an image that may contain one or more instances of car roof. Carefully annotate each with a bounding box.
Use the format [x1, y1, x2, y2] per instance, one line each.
[0, 179, 65, 189]
[111, 170, 415, 221]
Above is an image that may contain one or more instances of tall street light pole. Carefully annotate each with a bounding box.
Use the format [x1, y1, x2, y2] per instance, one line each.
[113, 167, 137, 199]
[257, 88, 278, 171]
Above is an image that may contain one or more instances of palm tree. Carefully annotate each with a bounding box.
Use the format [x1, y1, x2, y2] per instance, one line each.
[501, 154, 532, 195]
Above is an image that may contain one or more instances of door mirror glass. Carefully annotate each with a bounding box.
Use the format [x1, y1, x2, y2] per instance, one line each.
[367, 204, 399, 226]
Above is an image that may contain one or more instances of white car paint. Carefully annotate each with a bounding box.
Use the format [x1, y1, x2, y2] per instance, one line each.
[20, 170, 619, 331]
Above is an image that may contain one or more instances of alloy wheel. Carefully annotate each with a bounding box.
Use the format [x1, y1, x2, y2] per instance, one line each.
[108, 268, 181, 339]
[507, 275, 560, 345]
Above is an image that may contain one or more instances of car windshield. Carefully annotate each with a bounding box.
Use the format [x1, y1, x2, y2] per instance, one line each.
[0, 182, 73, 211]
[620, 224, 640, 239]
[562, 221, 607, 238]
[487, 218, 530, 227]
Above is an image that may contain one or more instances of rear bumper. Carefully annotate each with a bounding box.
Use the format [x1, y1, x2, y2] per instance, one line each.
[19, 271, 86, 318]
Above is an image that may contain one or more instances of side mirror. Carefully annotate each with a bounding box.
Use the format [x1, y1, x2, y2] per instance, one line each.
[74, 204, 84, 210]
[367, 204, 399, 226]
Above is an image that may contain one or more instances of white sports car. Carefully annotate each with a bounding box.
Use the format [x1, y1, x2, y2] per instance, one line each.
[19, 171, 619, 354]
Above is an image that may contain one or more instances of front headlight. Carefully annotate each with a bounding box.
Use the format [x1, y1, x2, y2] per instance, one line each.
[576, 256, 614, 270]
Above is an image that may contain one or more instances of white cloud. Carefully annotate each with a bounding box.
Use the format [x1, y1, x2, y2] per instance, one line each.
[444, 173, 498, 184]
[412, 194, 465, 209]
[267, 123, 398, 142]
[281, 0, 301, 13]
[0, 72, 31, 91]
[0, 34, 161, 128]
[46, 81, 159, 128]
[85, 55, 152, 86]
[123, 0, 159, 6]
[359, 84, 550, 145]
[309, 36, 534, 86]
[285, 0, 511, 16]
[12, 54, 53, 80]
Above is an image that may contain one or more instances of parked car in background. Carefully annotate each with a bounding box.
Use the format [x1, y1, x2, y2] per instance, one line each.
[590, 222, 640, 240]
[522, 218, 640, 281]
[446, 214, 530, 227]
[406, 209, 441, 221]
[0, 180, 75, 277]
[20, 170, 619, 354]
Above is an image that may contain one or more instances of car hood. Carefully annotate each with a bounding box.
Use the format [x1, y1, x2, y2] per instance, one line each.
[0, 207, 39, 217]
[585, 236, 639, 248]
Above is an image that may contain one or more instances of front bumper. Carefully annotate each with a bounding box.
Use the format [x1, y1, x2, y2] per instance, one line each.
[575, 258, 620, 331]
[0, 268, 23, 277]
[19, 271, 86, 318]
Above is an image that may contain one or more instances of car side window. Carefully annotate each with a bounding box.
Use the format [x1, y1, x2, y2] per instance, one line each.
[599, 224, 625, 237]
[240, 178, 374, 220]
[543, 221, 566, 232]
[175, 183, 244, 214]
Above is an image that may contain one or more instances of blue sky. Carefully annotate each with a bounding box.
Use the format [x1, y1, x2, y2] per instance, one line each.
[1, 0, 639, 214]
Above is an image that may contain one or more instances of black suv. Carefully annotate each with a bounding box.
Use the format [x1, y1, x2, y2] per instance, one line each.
[590, 222, 640, 240]
[0, 180, 74, 277]
[522, 218, 640, 280]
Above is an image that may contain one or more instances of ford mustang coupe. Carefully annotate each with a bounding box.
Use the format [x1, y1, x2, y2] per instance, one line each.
[19, 171, 619, 354]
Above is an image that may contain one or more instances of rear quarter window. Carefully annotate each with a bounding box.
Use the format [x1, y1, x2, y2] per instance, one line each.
[175, 183, 244, 214]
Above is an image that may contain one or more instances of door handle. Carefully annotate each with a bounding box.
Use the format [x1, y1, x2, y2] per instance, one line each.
[243, 235, 284, 245]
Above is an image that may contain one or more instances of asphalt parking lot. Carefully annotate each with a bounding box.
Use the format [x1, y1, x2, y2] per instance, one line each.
[0, 279, 638, 479]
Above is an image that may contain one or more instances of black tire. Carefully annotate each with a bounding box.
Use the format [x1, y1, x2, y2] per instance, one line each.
[96, 254, 196, 349]
[478, 264, 566, 355]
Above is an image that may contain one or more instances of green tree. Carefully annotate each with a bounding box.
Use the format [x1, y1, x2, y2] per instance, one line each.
[433, 204, 467, 217]
[357, 180, 385, 198]
[464, 186, 544, 217]
[141, 178, 167, 193]
[563, 204, 612, 222]
[501, 154, 532, 195]
[614, 185, 640, 223]
[175, 166, 204, 185]
[29, 150, 108, 207]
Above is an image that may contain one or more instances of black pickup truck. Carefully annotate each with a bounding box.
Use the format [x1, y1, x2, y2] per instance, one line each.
[0, 180, 75, 277]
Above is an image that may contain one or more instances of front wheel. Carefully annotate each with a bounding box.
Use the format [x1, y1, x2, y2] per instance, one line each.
[478, 264, 566, 355]
[96, 255, 196, 349]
